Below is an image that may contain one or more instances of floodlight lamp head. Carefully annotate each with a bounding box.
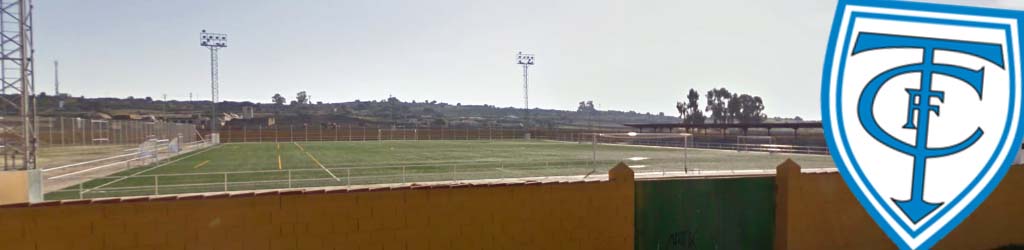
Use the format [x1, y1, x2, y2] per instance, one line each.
[516, 52, 535, 65]
[200, 30, 229, 48]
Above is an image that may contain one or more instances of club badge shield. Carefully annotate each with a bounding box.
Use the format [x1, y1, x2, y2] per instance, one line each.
[821, 1, 1024, 249]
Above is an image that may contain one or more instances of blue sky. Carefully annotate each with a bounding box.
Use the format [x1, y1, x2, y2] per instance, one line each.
[33, 0, 1022, 120]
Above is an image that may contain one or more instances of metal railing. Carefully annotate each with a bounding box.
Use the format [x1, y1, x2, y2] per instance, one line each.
[43, 158, 623, 200]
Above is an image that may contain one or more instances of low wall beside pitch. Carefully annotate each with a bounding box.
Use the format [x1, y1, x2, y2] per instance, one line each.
[774, 160, 1024, 250]
[0, 164, 635, 250]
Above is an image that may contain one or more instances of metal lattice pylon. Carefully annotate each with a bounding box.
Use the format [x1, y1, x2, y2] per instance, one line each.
[0, 0, 35, 170]
[200, 30, 226, 139]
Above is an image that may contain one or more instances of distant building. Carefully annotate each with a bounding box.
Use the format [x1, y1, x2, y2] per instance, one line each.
[225, 117, 275, 128]
[241, 106, 255, 119]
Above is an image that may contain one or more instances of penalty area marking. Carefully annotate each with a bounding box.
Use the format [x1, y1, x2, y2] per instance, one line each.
[304, 151, 340, 181]
[293, 142, 305, 151]
[82, 144, 223, 194]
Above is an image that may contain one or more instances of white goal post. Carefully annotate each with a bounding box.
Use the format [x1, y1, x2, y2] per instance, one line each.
[596, 132, 694, 146]
[378, 128, 421, 141]
[736, 135, 775, 152]
[594, 132, 694, 171]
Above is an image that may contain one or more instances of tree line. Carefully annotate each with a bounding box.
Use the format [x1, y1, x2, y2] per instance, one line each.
[675, 88, 766, 124]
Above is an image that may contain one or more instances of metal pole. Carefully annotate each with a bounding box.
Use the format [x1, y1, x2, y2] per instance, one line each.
[210, 48, 219, 137]
[592, 133, 597, 169]
[60, 117, 65, 146]
[523, 64, 529, 138]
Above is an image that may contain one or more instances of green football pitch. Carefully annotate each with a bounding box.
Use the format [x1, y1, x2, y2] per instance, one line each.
[46, 140, 835, 200]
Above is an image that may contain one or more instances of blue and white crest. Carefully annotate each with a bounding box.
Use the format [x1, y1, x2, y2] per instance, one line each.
[822, 1, 1024, 249]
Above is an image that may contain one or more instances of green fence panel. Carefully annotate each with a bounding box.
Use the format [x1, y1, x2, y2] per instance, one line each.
[635, 177, 775, 250]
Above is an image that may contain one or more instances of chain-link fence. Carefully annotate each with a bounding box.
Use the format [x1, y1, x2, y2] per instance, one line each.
[215, 125, 828, 154]
[37, 117, 201, 146]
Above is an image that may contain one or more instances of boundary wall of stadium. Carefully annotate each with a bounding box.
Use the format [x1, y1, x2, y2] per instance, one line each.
[0, 164, 635, 250]
[774, 160, 1024, 250]
[636, 161, 1024, 250]
[4, 160, 1023, 249]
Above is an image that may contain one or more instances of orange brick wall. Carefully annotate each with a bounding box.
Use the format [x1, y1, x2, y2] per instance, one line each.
[0, 165, 634, 250]
[0, 170, 29, 205]
[775, 160, 1024, 250]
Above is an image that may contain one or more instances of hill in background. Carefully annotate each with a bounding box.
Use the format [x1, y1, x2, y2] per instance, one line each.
[27, 94, 680, 129]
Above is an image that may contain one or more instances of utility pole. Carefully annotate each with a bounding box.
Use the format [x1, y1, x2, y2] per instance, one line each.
[53, 60, 58, 96]
[55, 60, 62, 110]
[516, 52, 534, 139]
[200, 30, 227, 143]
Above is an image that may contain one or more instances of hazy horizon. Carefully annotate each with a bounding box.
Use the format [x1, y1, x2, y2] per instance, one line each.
[34, 0, 1023, 120]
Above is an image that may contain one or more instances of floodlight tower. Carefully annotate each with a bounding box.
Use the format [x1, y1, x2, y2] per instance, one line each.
[516, 52, 534, 139]
[200, 30, 227, 143]
[0, 0, 37, 170]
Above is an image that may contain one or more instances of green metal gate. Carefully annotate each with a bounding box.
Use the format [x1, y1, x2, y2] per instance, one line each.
[635, 177, 775, 250]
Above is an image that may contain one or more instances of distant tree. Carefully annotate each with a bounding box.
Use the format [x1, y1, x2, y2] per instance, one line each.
[39, 92, 47, 97]
[127, 96, 134, 100]
[684, 89, 705, 124]
[295, 91, 309, 105]
[316, 101, 324, 105]
[745, 95, 767, 123]
[658, 112, 665, 116]
[705, 88, 731, 124]
[577, 101, 597, 113]
[145, 96, 153, 102]
[272, 94, 286, 105]
[289, 100, 298, 105]
[794, 116, 804, 121]
[726, 93, 740, 123]
[456, 103, 461, 107]
[676, 101, 685, 119]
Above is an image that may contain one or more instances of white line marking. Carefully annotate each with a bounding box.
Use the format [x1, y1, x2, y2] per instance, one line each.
[48, 156, 147, 179]
[82, 144, 223, 194]
[304, 152, 340, 182]
[44, 152, 139, 172]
